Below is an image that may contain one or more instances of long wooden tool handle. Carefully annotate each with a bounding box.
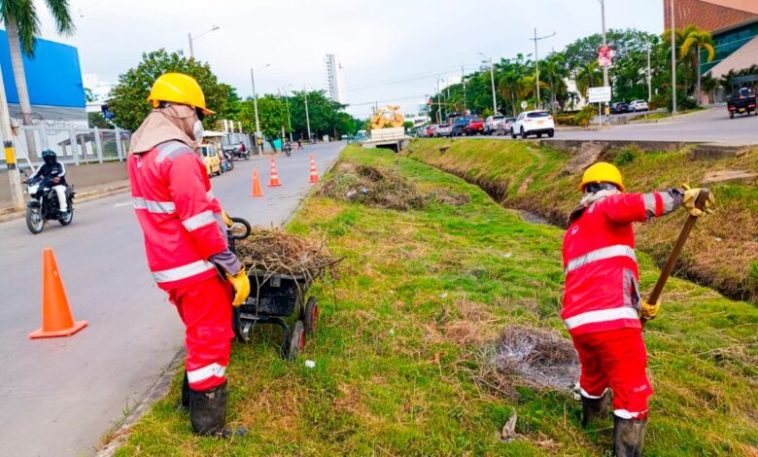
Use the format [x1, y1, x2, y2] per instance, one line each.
[647, 189, 711, 305]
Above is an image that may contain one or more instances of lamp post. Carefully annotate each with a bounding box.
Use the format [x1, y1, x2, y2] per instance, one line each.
[479, 53, 498, 115]
[250, 64, 270, 154]
[598, 0, 609, 88]
[303, 87, 312, 142]
[187, 25, 220, 59]
[280, 85, 294, 142]
[670, 0, 677, 114]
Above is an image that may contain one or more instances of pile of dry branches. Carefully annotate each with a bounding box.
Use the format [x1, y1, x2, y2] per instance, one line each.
[235, 228, 338, 285]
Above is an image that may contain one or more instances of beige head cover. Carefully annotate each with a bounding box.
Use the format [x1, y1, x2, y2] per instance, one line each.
[129, 104, 199, 154]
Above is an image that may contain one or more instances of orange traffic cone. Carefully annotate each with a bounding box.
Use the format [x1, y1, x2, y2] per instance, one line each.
[268, 158, 282, 187]
[29, 248, 88, 339]
[251, 169, 264, 197]
[309, 155, 319, 184]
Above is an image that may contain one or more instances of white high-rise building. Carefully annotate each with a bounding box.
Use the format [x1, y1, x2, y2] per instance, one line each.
[325, 54, 346, 104]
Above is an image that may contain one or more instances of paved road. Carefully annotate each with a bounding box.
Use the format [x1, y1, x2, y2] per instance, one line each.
[484, 106, 758, 144]
[0, 142, 344, 457]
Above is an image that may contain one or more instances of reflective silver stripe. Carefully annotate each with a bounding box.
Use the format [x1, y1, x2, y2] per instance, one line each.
[182, 210, 216, 231]
[133, 197, 176, 214]
[643, 193, 657, 214]
[614, 409, 645, 419]
[151, 260, 216, 283]
[580, 387, 608, 399]
[661, 192, 675, 214]
[156, 141, 192, 163]
[187, 363, 226, 384]
[565, 244, 636, 274]
[564, 307, 640, 330]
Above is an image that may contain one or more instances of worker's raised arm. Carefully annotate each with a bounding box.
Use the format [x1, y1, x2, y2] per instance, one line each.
[599, 190, 683, 225]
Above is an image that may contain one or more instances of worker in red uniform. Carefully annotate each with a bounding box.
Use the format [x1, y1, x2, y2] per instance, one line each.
[128, 73, 250, 437]
[562, 162, 713, 456]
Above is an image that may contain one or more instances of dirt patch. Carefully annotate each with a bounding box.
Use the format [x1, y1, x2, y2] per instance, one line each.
[561, 142, 609, 175]
[429, 189, 471, 206]
[494, 326, 579, 392]
[320, 162, 427, 211]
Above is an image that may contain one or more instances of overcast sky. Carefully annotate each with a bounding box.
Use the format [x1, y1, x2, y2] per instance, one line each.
[35, 0, 664, 119]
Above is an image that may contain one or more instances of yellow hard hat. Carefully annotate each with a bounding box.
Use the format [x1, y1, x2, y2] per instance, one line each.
[147, 72, 215, 115]
[580, 162, 625, 192]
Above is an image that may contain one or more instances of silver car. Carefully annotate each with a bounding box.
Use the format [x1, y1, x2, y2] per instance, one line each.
[484, 114, 506, 135]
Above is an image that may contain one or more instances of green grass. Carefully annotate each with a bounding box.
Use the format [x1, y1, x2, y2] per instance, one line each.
[115, 146, 757, 456]
[407, 139, 758, 302]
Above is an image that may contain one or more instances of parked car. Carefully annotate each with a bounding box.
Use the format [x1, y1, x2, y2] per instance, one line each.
[200, 144, 221, 176]
[437, 123, 453, 137]
[610, 102, 630, 114]
[503, 117, 515, 133]
[628, 100, 649, 112]
[463, 116, 484, 135]
[451, 115, 478, 136]
[510, 110, 555, 139]
[726, 88, 757, 119]
[427, 124, 437, 137]
[484, 114, 506, 135]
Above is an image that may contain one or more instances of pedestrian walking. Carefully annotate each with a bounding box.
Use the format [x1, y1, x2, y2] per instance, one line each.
[561, 162, 713, 456]
[127, 73, 250, 437]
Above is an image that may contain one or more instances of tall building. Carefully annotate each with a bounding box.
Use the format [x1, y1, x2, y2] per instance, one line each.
[325, 54, 346, 104]
[663, 0, 758, 86]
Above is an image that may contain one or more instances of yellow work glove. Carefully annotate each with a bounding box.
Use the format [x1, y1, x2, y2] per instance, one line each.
[640, 300, 660, 321]
[222, 211, 234, 228]
[682, 184, 715, 217]
[225, 270, 251, 307]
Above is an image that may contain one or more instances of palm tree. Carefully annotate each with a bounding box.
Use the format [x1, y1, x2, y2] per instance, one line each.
[0, 0, 75, 138]
[679, 25, 715, 105]
[575, 61, 603, 100]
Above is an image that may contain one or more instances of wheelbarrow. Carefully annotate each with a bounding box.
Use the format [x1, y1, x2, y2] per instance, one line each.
[226, 216, 319, 360]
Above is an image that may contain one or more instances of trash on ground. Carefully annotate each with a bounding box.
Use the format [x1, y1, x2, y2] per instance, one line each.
[304, 360, 316, 369]
[319, 162, 426, 210]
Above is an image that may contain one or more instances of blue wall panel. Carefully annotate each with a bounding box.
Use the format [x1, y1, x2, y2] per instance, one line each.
[0, 30, 85, 108]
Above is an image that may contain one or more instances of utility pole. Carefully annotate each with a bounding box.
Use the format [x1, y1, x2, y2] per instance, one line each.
[529, 29, 556, 110]
[478, 53, 498, 115]
[670, 0, 677, 114]
[436, 78, 442, 123]
[284, 94, 293, 142]
[303, 87, 311, 142]
[0, 62, 23, 209]
[600, 0, 609, 88]
[461, 65, 467, 111]
[250, 68, 261, 154]
[647, 44, 653, 102]
[187, 33, 194, 59]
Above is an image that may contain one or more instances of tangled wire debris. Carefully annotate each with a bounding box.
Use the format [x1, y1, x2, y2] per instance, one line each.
[494, 326, 579, 392]
[234, 228, 339, 285]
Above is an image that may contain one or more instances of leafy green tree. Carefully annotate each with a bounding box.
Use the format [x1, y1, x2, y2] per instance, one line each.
[239, 95, 287, 146]
[575, 61, 603, 99]
[108, 49, 230, 131]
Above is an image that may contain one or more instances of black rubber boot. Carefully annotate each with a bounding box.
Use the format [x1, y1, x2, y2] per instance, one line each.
[180, 372, 190, 411]
[581, 391, 610, 428]
[189, 382, 247, 438]
[613, 416, 646, 457]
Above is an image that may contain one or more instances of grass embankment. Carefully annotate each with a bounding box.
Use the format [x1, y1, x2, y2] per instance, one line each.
[407, 139, 758, 303]
[116, 146, 757, 456]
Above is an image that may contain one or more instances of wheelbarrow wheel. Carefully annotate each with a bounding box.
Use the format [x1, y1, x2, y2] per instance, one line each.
[286, 321, 305, 360]
[304, 297, 318, 334]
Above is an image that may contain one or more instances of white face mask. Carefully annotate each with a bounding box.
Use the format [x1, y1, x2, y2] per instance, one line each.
[192, 119, 204, 142]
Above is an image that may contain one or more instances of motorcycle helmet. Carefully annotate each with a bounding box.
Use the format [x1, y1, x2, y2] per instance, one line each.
[41, 149, 57, 166]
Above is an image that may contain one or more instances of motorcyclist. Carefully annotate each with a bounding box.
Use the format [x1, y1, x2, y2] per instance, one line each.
[30, 150, 69, 215]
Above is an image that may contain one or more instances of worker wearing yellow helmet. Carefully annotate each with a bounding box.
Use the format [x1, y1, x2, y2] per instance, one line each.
[128, 73, 250, 437]
[561, 162, 714, 456]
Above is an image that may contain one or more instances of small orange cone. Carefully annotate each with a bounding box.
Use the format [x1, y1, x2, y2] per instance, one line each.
[309, 155, 319, 184]
[251, 169, 264, 197]
[29, 248, 88, 339]
[268, 158, 282, 187]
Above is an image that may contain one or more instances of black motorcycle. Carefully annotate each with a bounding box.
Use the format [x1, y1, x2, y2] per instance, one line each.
[283, 141, 292, 157]
[24, 176, 74, 234]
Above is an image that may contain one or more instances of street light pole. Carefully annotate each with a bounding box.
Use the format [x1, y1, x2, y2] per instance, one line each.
[670, 0, 677, 114]
[303, 87, 311, 142]
[250, 68, 261, 153]
[478, 53, 498, 115]
[187, 25, 219, 59]
[647, 43, 653, 102]
[528, 30, 556, 110]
